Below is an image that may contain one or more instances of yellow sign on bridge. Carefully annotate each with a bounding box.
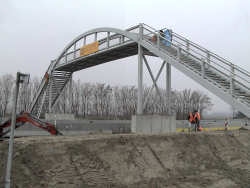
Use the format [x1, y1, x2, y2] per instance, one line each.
[80, 41, 99, 56]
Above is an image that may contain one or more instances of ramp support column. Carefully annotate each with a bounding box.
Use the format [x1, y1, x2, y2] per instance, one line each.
[137, 24, 143, 115]
[49, 76, 52, 113]
[69, 75, 73, 113]
[166, 62, 171, 114]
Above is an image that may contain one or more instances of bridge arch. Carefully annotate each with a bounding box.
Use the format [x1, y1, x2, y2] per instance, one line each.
[52, 26, 140, 70]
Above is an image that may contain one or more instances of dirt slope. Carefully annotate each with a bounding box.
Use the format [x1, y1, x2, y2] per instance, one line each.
[0, 132, 250, 188]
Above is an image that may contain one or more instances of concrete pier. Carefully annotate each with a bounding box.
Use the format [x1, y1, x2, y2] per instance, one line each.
[131, 115, 176, 134]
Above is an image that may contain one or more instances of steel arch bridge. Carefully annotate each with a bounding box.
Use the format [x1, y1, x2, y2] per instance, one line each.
[28, 23, 250, 118]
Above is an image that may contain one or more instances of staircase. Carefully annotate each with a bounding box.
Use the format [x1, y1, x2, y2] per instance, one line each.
[140, 24, 250, 117]
[29, 61, 72, 118]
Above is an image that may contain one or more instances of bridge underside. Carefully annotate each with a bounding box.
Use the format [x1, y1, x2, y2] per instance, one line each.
[55, 42, 155, 72]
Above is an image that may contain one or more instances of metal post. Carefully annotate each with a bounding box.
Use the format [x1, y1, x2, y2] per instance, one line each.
[119, 36, 122, 44]
[201, 58, 205, 78]
[54, 114, 57, 129]
[84, 36, 86, 46]
[73, 43, 76, 59]
[49, 76, 52, 113]
[94, 32, 97, 41]
[5, 72, 20, 188]
[69, 75, 73, 113]
[107, 32, 110, 48]
[157, 33, 160, 49]
[186, 40, 190, 57]
[206, 51, 210, 68]
[230, 64, 235, 95]
[137, 24, 143, 115]
[166, 62, 171, 114]
[177, 46, 181, 62]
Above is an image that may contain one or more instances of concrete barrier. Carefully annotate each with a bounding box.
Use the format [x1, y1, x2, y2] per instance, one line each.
[45, 113, 75, 120]
[131, 115, 176, 134]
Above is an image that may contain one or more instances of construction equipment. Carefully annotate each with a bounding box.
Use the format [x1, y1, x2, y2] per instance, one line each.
[0, 112, 62, 138]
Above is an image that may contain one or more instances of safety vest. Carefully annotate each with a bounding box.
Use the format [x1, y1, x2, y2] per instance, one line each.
[189, 112, 195, 123]
[194, 112, 201, 121]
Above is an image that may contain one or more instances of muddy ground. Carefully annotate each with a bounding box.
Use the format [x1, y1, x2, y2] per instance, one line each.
[0, 131, 250, 188]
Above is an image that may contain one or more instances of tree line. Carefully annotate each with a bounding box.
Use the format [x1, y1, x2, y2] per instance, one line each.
[0, 74, 213, 120]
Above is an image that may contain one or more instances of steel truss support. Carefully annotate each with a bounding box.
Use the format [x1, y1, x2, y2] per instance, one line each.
[142, 55, 166, 110]
[37, 88, 47, 118]
[166, 62, 171, 114]
[137, 46, 143, 114]
[69, 74, 73, 112]
[49, 76, 53, 113]
[137, 24, 143, 115]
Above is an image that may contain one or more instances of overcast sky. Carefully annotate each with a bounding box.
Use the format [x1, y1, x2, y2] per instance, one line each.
[1, 0, 250, 114]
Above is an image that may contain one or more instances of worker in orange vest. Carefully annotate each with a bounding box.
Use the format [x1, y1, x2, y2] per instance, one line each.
[187, 111, 195, 132]
[193, 110, 201, 132]
[187, 110, 201, 132]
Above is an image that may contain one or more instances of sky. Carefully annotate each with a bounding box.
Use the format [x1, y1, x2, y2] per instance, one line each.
[1, 0, 250, 115]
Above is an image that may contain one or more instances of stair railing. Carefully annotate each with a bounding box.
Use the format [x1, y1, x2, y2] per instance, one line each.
[141, 24, 250, 94]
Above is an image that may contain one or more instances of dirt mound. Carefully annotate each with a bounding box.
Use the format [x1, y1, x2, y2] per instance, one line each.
[0, 132, 250, 188]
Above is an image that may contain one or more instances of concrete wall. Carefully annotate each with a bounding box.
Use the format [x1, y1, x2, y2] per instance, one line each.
[131, 115, 176, 134]
[45, 113, 75, 120]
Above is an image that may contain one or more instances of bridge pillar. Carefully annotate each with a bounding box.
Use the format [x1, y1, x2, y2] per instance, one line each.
[137, 45, 143, 115]
[69, 75, 73, 113]
[166, 62, 171, 114]
[137, 24, 143, 115]
[49, 77, 52, 113]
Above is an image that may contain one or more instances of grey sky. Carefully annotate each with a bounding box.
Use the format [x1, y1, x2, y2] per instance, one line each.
[1, 0, 250, 114]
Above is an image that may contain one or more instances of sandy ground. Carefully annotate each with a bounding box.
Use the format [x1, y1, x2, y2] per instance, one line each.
[0, 131, 250, 188]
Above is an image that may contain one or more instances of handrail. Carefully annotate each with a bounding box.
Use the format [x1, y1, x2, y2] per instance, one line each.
[172, 32, 250, 77]
[141, 24, 250, 92]
[171, 31, 250, 84]
[143, 26, 234, 78]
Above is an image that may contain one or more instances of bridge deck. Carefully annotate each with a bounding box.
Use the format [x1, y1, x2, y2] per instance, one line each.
[55, 41, 154, 72]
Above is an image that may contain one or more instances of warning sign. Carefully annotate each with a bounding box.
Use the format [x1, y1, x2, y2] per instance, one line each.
[80, 41, 99, 56]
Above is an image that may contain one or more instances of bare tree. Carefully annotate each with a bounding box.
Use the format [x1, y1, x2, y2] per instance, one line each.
[0, 73, 213, 120]
[0, 74, 14, 118]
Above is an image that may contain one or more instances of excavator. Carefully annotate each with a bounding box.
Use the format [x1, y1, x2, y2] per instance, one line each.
[0, 112, 62, 138]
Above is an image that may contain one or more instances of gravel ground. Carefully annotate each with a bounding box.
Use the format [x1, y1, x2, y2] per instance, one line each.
[0, 131, 250, 188]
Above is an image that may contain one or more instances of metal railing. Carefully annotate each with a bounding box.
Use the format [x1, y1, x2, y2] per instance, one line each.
[56, 25, 141, 68]
[141, 23, 250, 93]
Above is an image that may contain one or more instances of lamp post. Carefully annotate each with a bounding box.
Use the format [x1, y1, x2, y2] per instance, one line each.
[5, 72, 29, 188]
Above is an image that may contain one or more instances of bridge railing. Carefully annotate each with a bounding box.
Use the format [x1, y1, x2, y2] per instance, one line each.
[141, 24, 250, 97]
[29, 60, 55, 113]
[171, 32, 250, 91]
[56, 25, 141, 68]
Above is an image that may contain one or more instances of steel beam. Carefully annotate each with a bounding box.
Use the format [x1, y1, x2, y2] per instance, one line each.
[49, 77, 52, 113]
[143, 60, 166, 108]
[143, 55, 161, 98]
[137, 24, 143, 115]
[166, 62, 171, 114]
[5, 72, 19, 188]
